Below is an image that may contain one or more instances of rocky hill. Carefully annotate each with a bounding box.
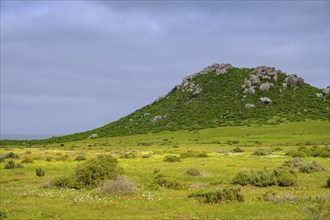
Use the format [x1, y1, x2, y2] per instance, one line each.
[9, 63, 330, 143]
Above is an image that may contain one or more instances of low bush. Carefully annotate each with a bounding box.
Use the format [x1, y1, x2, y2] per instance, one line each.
[282, 157, 306, 168]
[51, 176, 77, 189]
[0, 208, 7, 219]
[4, 152, 19, 159]
[153, 174, 186, 190]
[233, 167, 297, 187]
[299, 161, 325, 173]
[21, 157, 34, 163]
[75, 155, 86, 161]
[252, 150, 271, 156]
[180, 151, 208, 158]
[75, 155, 123, 187]
[185, 168, 202, 176]
[188, 187, 244, 204]
[36, 168, 45, 177]
[120, 152, 137, 159]
[286, 146, 330, 158]
[96, 176, 136, 195]
[25, 150, 32, 155]
[231, 147, 244, 153]
[15, 163, 24, 168]
[327, 177, 330, 188]
[0, 156, 5, 163]
[163, 155, 180, 162]
[4, 160, 16, 169]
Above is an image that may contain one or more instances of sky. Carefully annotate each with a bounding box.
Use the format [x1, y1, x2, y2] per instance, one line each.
[1, 0, 329, 136]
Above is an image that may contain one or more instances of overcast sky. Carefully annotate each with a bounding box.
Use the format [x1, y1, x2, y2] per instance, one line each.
[1, 0, 329, 136]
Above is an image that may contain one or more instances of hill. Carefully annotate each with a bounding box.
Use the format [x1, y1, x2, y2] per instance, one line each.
[2, 63, 330, 143]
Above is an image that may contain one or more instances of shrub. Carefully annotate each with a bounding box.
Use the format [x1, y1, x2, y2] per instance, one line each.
[45, 157, 53, 162]
[25, 150, 32, 155]
[75, 155, 123, 187]
[299, 161, 325, 173]
[286, 150, 307, 158]
[75, 155, 87, 161]
[153, 174, 186, 189]
[51, 176, 77, 189]
[15, 163, 24, 168]
[4, 160, 15, 169]
[0, 208, 7, 219]
[96, 176, 136, 195]
[0, 156, 5, 163]
[252, 150, 271, 156]
[233, 167, 297, 187]
[180, 151, 208, 158]
[231, 147, 244, 153]
[36, 168, 45, 177]
[185, 168, 202, 176]
[327, 177, 330, 188]
[4, 152, 19, 159]
[21, 157, 34, 163]
[196, 152, 209, 158]
[282, 157, 306, 168]
[163, 155, 180, 162]
[188, 187, 244, 204]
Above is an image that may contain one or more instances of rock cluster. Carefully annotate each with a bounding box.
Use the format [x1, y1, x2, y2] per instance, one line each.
[150, 115, 166, 123]
[242, 66, 278, 92]
[168, 63, 233, 96]
[251, 66, 279, 82]
[284, 75, 304, 88]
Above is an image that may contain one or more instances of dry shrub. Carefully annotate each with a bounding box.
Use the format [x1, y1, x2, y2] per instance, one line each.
[96, 176, 136, 195]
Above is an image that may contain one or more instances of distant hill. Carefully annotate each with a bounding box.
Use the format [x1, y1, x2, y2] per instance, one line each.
[2, 63, 329, 143]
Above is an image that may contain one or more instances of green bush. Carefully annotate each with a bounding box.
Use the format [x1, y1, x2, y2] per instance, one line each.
[163, 155, 180, 162]
[188, 187, 244, 204]
[180, 151, 208, 158]
[36, 168, 45, 177]
[0, 156, 5, 163]
[299, 161, 325, 173]
[4, 160, 15, 169]
[51, 176, 77, 189]
[233, 167, 297, 187]
[15, 163, 24, 168]
[286, 151, 307, 158]
[4, 152, 19, 159]
[286, 146, 330, 158]
[21, 157, 34, 163]
[75, 155, 87, 161]
[185, 168, 202, 176]
[252, 150, 271, 156]
[0, 208, 7, 219]
[153, 174, 186, 189]
[327, 177, 330, 188]
[231, 147, 244, 153]
[75, 155, 123, 187]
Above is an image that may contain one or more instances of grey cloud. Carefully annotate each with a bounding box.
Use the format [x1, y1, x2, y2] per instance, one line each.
[1, 0, 329, 135]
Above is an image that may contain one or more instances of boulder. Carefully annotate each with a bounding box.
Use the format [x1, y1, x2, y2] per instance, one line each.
[250, 74, 260, 84]
[322, 86, 330, 94]
[244, 80, 252, 88]
[245, 104, 255, 108]
[284, 75, 304, 88]
[245, 87, 255, 95]
[316, 93, 323, 98]
[88, 134, 98, 139]
[259, 83, 271, 91]
[260, 97, 272, 104]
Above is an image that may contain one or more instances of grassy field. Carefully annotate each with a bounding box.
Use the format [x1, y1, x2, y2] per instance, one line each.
[1, 121, 329, 219]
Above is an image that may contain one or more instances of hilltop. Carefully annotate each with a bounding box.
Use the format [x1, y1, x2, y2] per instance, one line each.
[2, 63, 330, 143]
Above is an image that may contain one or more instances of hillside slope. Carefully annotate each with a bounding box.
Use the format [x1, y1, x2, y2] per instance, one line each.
[55, 63, 329, 141]
[3, 63, 329, 143]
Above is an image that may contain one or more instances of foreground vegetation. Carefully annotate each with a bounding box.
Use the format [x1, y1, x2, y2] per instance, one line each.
[1, 121, 329, 219]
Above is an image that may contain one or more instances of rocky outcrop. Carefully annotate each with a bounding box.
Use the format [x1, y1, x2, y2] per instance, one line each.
[88, 134, 98, 139]
[182, 82, 203, 95]
[150, 115, 166, 123]
[251, 66, 278, 81]
[323, 86, 330, 94]
[316, 93, 323, 98]
[199, 63, 233, 75]
[284, 75, 304, 88]
[260, 97, 272, 104]
[245, 103, 255, 108]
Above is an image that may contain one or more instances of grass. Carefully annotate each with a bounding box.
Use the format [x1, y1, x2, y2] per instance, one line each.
[0, 121, 329, 219]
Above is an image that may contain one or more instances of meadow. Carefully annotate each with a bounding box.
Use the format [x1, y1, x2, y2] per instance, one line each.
[0, 121, 329, 219]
